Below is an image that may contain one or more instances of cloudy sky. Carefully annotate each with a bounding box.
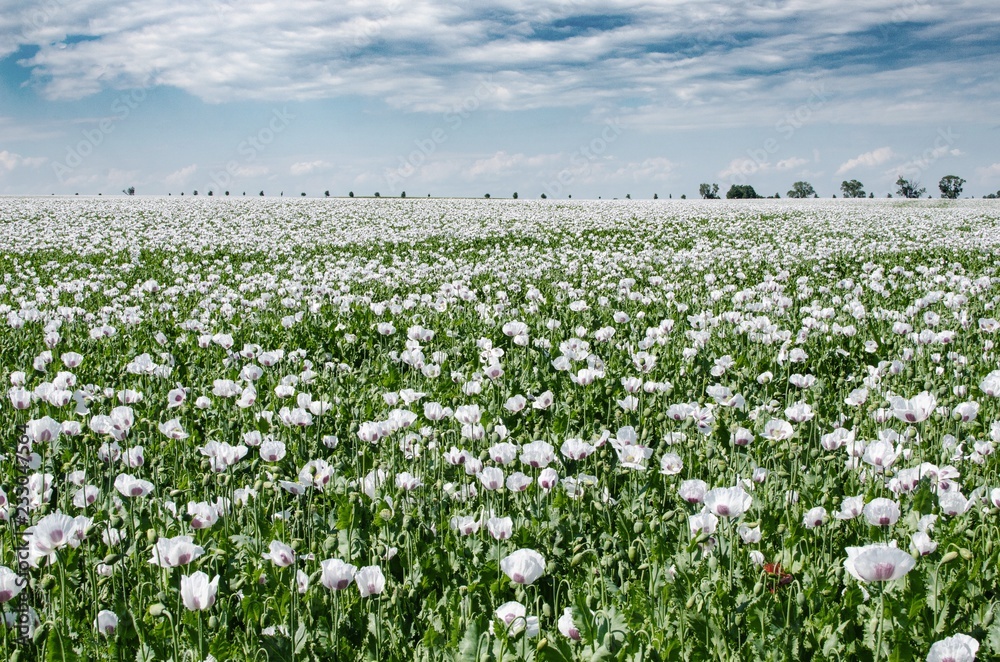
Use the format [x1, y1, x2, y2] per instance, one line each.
[1, 0, 998, 198]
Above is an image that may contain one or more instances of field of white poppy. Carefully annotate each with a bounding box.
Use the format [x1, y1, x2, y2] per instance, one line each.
[1, 196, 999, 661]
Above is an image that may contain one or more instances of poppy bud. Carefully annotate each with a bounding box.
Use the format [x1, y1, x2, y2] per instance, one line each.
[148, 603, 166, 617]
[537, 637, 549, 651]
[33, 622, 49, 645]
[941, 551, 959, 564]
[633, 521, 644, 534]
[147, 529, 158, 543]
[959, 548, 973, 561]
[571, 552, 586, 567]
[628, 547, 637, 562]
[41, 575, 57, 590]
[103, 553, 122, 566]
[208, 615, 218, 629]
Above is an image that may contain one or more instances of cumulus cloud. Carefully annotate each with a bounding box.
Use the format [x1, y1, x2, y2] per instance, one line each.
[290, 161, 332, 176]
[164, 164, 197, 187]
[776, 157, 809, 170]
[0, 150, 46, 172]
[836, 147, 894, 175]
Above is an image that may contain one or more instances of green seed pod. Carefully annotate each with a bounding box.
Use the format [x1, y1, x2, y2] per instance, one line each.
[753, 581, 764, 595]
[655, 413, 665, 422]
[263, 481, 273, 490]
[633, 520, 644, 534]
[110, 515, 123, 528]
[103, 553, 122, 566]
[959, 548, 974, 561]
[628, 546, 637, 562]
[941, 551, 959, 564]
[208, 615, 218, 629]
[662, 510, 675, 522]
[707, 556, 718, 572]
[602, 539, 613, 552]
[573, 543, 585, 554]
[638, 562, 650, 571]
[202, 473, 212, 487]
[148, 603, 166, 617]
[571, 552, 586, 567]
[537, 638, 548, 651]
[685, 594, 696, 609]
[291, 539, 303, 551]
[32, 622, 49, 645]
[40, 575, 57, 590]
[169, 489, 184, 498]
[253, 479, 264, 491]
[217, 473, 230, 487]
[796, 592, 805, 607]
[542, 603, 552, 619]
[147, 529, 158, 543]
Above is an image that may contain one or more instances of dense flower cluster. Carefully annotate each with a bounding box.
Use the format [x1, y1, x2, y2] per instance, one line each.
[0, 198, 997, 660]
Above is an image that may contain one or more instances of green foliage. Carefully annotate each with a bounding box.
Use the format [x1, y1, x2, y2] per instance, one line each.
[840, 179, 866, 198]
[786, 181, 815, 198]
[938, 175, 965, 199]
[726, 184, 762, 199]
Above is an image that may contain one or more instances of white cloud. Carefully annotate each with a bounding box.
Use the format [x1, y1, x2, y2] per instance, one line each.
[836, 147, 894, 175]
[1, 0, 995, 128]
[776, 157, 809, 170]
[976, 163, 1000, 181]
[290, 160, 332, 176]
[0, 150, 46, 172]
[165, 164, 197, 187]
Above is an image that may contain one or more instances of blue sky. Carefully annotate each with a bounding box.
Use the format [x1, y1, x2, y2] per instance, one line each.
[1, 0, 999, 198]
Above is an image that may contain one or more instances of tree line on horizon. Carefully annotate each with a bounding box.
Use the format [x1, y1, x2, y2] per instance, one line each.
[108, 174, 999, 200]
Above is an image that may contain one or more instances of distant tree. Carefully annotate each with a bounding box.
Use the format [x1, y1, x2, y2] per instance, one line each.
[653, 193, 658, 200]
[840, 179, 866, 198]
[786, 181, 815, 198]
[680, 194, 686, 199]
[208, 190, 213, 196]
[895, 176, 925, 199]
[774, 192, 780, 198]
[122, 186, 135, 196]
[324, 190, 330, 197]
[484, 193, 491, 199]
[512, 192, 518, 199]
[301, 192, 306, 196]
[868, 192, 873, 198]
[938, 175, 965, 199]
[540, 193, 547, 199]
[259, 191, 264, 196]
[699, 183, 720, 199]
[401, 191, 406, 198]
[625, 193, 631, 199]
[225, 191, 229, 196]
[349, 191, 354, 197]
[193, 190, 198, 195]
[726, 184, 762, 199]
